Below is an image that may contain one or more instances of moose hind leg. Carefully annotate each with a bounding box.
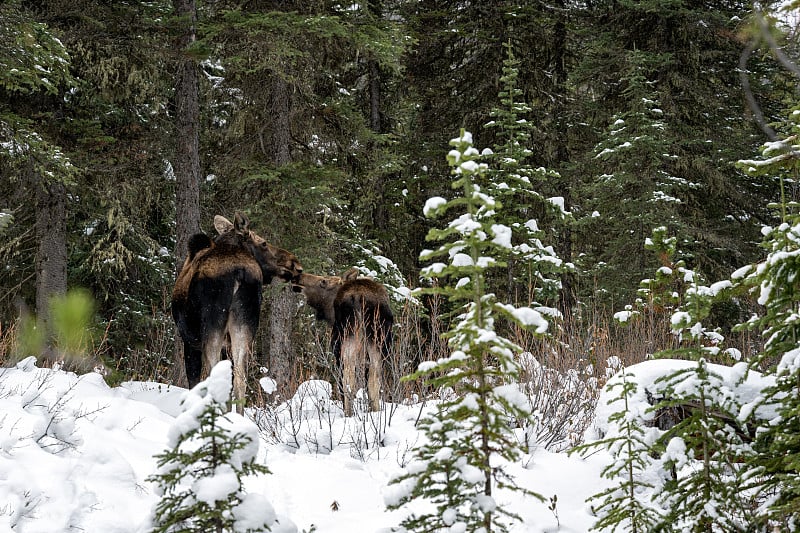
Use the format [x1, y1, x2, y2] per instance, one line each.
[184, 342, 203, 388]
[340, 335, 364, 417]
[367, 341, 382, 412]
[228, 321, 253, 415]
[202, 330, 226, 382]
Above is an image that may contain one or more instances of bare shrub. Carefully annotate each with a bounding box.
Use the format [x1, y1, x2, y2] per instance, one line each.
[109, 308, 175, 384]
[509, 303, 678, 452]
[390, 296, 445, 406]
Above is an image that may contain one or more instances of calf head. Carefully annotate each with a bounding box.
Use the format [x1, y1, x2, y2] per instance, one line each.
[214, 212, 303, 283]
[294, 267, 359, 323]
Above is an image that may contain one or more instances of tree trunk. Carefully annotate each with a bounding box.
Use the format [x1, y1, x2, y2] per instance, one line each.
[270, 74, 291, 166]
[172, 0, 201, 387]
[549, 0, 575, 315]
[265, 73, 296, 397]
[266, 282, 299, 398]
[369, 58, 382, 134]
[368, 57, 389, 235]
[367, 0, 388, 236]
[34, 171, 67, 335]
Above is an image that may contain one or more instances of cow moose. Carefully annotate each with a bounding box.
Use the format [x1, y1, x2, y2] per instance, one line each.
[294, 268, 393, 416]
[172, 212, 303, 412]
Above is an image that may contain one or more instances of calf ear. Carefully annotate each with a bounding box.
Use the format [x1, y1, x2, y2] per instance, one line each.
[233, 211, 251, 235]
[342, 267, 360, 281]
[214, 215, 234, 234]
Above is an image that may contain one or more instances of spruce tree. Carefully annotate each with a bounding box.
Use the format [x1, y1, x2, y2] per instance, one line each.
[580, 50, 684, 304]
[0, 0, 77, 324]
[590, 225, 755, 531]
[733, 107, 800, 529]
[385, 131, 548, 532]
[572, 0, 768, 303]
[650, 361, 755, 532]
[484, 41, 569, 308]
[147, 361, 275, 533]
[573, 372, 664, 533]
[0, 0, 178, 372]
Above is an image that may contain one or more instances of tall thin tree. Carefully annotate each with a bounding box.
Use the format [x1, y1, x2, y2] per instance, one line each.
[172, 0, 201, 386]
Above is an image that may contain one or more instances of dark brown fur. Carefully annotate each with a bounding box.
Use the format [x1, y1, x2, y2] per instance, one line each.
[295, 269, 393, 415]
[172, 213, 303, 411]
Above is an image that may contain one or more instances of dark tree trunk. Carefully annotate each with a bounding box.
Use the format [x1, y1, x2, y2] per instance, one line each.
[266, 282, 298, 398]
[549, 1, 575, 314]
[369, 58, 382, 134]
[265, 72, 298, 397]
[368, 57, 389, 235]
[172, 0, 201, 387]
[367, 0, 388, 236]
[34, 171, 67, 332]
[270, 74, 291, 166]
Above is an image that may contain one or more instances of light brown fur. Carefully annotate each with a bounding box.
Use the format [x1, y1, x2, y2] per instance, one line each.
[294, 268, 392, 416]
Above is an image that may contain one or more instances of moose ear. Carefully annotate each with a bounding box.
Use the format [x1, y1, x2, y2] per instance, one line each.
[342, 267, 360, 281]
[233, 211, 250, 235]
[213, 215, 234, 234]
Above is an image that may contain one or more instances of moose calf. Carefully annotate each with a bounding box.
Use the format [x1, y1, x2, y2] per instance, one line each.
[172, 212, 303, 412]
[294, 268, 393, 416]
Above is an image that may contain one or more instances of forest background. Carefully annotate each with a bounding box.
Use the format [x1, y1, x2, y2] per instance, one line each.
[1, 0, 797, 395]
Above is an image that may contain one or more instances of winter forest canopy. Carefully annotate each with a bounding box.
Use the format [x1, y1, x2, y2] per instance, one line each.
[5, 0, 800, 530]
[3, 0, 799, 368]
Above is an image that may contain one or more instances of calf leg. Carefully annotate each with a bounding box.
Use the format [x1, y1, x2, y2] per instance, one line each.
[341, 337, 357, 417]
[228, 283, 260, 414]
[367, 342, 381, 412]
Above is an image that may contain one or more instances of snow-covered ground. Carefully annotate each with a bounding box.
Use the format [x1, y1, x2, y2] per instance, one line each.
[0, 356, 770, 532]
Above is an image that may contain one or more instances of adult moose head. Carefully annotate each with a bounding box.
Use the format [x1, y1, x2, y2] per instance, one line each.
[294, 268, 393, 416]
[172, 212, 302, 412]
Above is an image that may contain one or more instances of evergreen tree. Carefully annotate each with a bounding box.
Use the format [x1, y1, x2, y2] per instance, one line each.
[650, 361, 755, 532]
[615, 226, 742, 364]
[580, 51, 682, 303]
[397, 1, 576, 278]
[733, 107, 800, 529]
[385, 131, 548, 532]
[484, 41, 569, 309]
[589, 224, 757, 531]
[0, 0, 178, 375]
[573, 372, 664, 533]
[572, 0, 770, 304]
[0, 0, 77, 327]
[201, 1, 406, 261]
[148, 360, 276, 533]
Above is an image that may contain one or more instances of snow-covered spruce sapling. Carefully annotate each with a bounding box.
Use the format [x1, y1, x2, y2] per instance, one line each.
[573, 371, 664, 532]
[650, 360, 756, 532]
[481, 43, 575, 453]
[385, 130, 549, 532]
[483, 40, 569, 307]
[600, 225, 755, 531]
[147, 360, 276, 533]
[734, 112, 800, 529]
[581, 49, 687, 303]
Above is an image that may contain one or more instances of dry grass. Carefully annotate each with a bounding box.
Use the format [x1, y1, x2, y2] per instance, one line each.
[0, 320, 14, 367]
